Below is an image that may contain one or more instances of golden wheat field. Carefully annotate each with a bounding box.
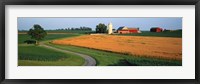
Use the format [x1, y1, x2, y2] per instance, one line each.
[52, 35, 182, 60]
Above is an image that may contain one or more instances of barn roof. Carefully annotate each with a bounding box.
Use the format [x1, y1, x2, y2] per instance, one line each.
[151, 27, 162, 29]
[117, 26, 139, 30]
[128, 28, 139, 30]
[117, 26, 125, 30]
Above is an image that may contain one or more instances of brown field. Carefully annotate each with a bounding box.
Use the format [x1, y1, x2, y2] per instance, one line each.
[52, 35, 182, 60]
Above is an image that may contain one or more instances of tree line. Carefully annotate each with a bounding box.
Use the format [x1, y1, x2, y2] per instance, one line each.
[24, 23, 108, 45]
[55, 26, 92, 31]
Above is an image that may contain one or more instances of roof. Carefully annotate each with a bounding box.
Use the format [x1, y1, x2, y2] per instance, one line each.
[151, 27, 162, 29]
[117, 26, 125, 30]
[117, 26, 139, 30]
[128, 28, 139, 30]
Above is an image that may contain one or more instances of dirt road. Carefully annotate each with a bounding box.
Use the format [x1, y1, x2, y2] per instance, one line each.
[40, 43, 96, 66]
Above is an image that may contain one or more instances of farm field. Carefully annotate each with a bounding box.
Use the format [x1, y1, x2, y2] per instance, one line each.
[18, 30, 93, 34]
[117, 30, 182, 38]
[18, 45, 84, 66]
[46, 30, 93, 34]
[47, 43, 181, 66]
[18, 33, 81, 44]
[52, 35, 182, 60]
[18, 31, 182, 66]
[18, 33, 85, 66]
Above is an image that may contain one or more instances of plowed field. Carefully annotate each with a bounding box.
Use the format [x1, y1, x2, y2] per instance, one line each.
[52, 35, 182, 60]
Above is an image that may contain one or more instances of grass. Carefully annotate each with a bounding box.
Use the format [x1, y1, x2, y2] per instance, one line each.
[46, 30, 93, 34]
[18, 59, 83, 66]
[18, 34, 32, 44]
[18, 45, 84, 66]
[18, 33, 81, 44]
[19, 30, 93, 34]
[19, 45, 67, 61]
[116, 30, 182, 38]
[18, 33, 85, 66]
[47, 43, 182, 66]
[42, 33, 81, 41]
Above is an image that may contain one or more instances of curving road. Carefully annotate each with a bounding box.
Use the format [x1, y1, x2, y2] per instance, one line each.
[40, 43, 96, 66]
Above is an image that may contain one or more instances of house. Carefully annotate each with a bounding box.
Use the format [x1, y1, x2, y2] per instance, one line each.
[117, 26, 141, 34]
[150, 27, 163, 32]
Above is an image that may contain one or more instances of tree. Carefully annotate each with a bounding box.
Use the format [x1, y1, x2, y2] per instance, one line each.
[27, 24, 47, 45]
[96, 23, 107, 33]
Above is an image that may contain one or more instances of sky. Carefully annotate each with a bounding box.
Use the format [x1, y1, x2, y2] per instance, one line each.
[18, 17, 182, 31]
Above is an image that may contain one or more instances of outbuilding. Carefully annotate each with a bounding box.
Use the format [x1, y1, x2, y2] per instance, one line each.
[150, 27, 163, 32]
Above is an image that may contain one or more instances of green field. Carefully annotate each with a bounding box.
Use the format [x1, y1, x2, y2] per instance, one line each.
[46, 43, 182, 66]
[18, 33, 85, 66]
[46, 30, 93, 34]
[116, 30, 182, 38]
[18, 33, 81, 44]
[18, 45, 84, 66]
[19, 30, 93, 34]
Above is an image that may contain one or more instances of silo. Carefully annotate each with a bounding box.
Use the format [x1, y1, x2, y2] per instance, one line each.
[108, 22, 113, 34]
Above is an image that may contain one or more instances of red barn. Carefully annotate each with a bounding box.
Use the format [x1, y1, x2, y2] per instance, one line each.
[150, 27, 163, 32]
[117, 26, 141, 34]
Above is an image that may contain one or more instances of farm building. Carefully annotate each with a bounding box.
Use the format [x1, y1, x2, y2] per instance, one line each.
[117, 26, 141, 34]
[150, 27, 163, 32]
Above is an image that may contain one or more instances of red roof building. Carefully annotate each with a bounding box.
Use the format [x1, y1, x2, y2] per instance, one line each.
[150, 27, 163, 32]
[117, 27, 141, 34]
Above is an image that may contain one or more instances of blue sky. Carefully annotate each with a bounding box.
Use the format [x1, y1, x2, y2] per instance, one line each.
[18, 17, 182, 31]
